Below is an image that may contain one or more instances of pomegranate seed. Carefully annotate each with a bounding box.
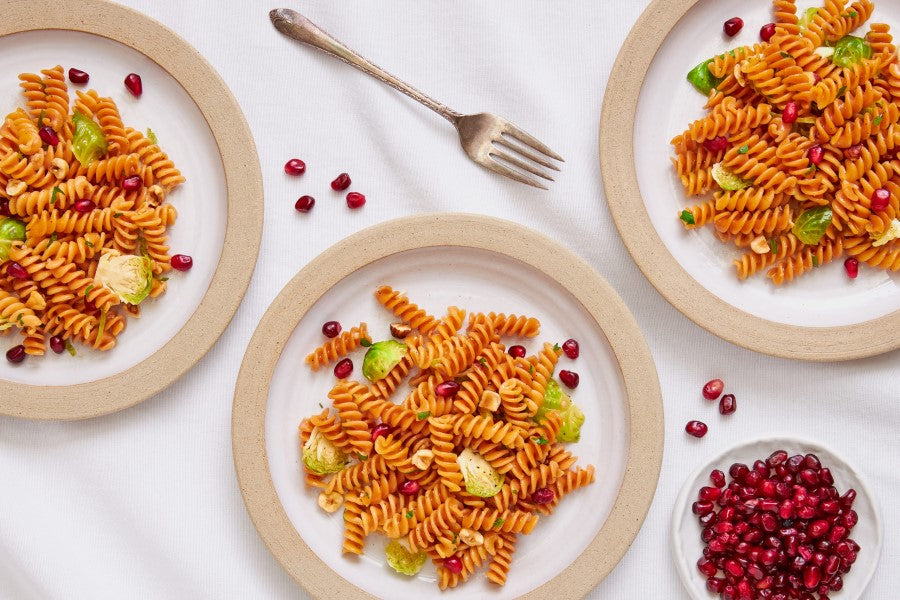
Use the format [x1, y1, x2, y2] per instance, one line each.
[686, 420, 708, 438]
[68, 68, 89, 84]
[399, 480, 420, 495]
[787, 454, 805, 472]
[322, 321, 341, 338]
[370, 423, 392, 442]
[841, 489, 857, 508]
[561, 338, 579, 359]
[808, 145, 824, 165]
[767, 451, 788, 468]
[719, 393, 737, 415]
[807, 519, 830, 538]
[702, 378, 724, 400]
[703, 136, 729, 153]
[803, 565, 821, 589]
[843, 510, 858, 528]
[845, 144, 863, 160]
[122, 175, 142, 191]
[294, 195, 315, 212]
[331, 173, 351, 191]
[435, 380, 460, 397]
[0, 199, 10, 217]
[532, 487, 555, 504]
[508, 345, 527, 358]
[698, 557, 718, 577]
[782, 102, 799, 124]
[124, 73, 143, 97]
[6, 262, 29, 280]
[760, 22, 777, 41]
[730, 463, 749, 479]
[170, 254, 193, 271]
[49, 335, 66, 354]
[284, 158, 306, 176]
[5, 345, 25, 363]
[39, 126, 59, 146]
[724, 17, 744, 36]
[558, 370, 579, 389]
[819, 468, 834, 485]
[700, 486, 721, 502]
[707, 577, 726, 593]
[346, 192, 366, 209]
[73, 199, 96, 213]
[710, 469, 726, 488]
[693, 500, 714, 516]
[871, 187, 891, 212]
[333, 357, 353, 379]
[443, 556, 463, 574]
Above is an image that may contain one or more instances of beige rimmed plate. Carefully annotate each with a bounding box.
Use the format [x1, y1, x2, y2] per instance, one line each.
[0, 0, 262, 419]
[600, 0, 900, 361]
[232, 214, 663, 599]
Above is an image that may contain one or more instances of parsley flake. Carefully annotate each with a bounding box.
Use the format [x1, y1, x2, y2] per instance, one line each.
[478, 357, 487, 366]
[85, 241, 94, 248]
[65, 340, 76, 356]
[769, 238, 779, 254]
[492, 518, 504, 529]
[360, 338, 372, 347]
[405, 510, 414, 519]
[837, 85, 847, 98]
[873, 114, 884, 127]
[158, 277, 169, 282]
[780, 52, 792, 59]
[680, 210, 696, 225]
[317, 402, 323, 409]
[533, 436, 549, 445]
[356, 452, 368, 461]
[50, 186, 62, 205]
[38, 110, 45, 126]
[50, 233, 58, 244]
[848, 10, 858, 18]
[416, 411, 430, 420]
[84, 284, 93, 299]
[17, 313, 24, 327]
[812, 256, 820, 268]
[113, 212, 122, 218]
[552, 343, 560, 352]
[738, 145, 750, 155]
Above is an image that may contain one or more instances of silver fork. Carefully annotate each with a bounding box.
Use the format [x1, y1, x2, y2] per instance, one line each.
[270, 8, 563, 189]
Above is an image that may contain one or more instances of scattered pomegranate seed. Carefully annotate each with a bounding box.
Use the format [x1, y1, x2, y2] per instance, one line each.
[73, 199, 96, 213]
[844, 258, 859, 279]
[124, 73, 143, 97]
[321, 321, 341, 338]
[170, 254, 193, 271]
[5, 345, 25, 364]
[782, 101, 799, 124]
[703, 378, 724, 400]
[333, 357, 353, 379]
[331, 173, 351, 191]
[508, 345, 526, 358]
[558, 369, 579, 389]
[346, 192, 366, 209]
[710, 469, 726, 488]
[294, 195, 315, 212]
[0, 199, 10, 217]
[39, 126, 59, 146]
[122, 175, 142, 191]
[435, 380, 460, 397]
[808, 145, 824, 165]
[719, 393, 737, 415]
[703, 136, 729, 153]
[871, 188, 891, 212]
[370, 424, 392, 443]
[443, 556, 463, 574]
[49, 335, 65, 354]
[532, 487, 555, 504]
[6, 262, 29, 280]
[686, 420, 708, 438]
[284, 158, 306, 176]
[399, 480, 420, 495]
[561, 338, 579, 359]
[68, 68, 89, 84]
[845, 144, 863, 160]
[723, 17, 744, 37]
[760, 23, 777, 42]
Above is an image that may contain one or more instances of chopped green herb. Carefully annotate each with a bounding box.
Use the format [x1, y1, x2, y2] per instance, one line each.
[16, 313, 24, 327]
[65, 340, 76, 356]
[848, 10, 858, 18]
[317, 402, 323, 409]
[50, 186, 62, 205]
[738, 145, 750, 154]
[780, 52, 792, 59]
[405, 510, 414, 519]
[529, 365, 534, 374]
[452, 532, 457, 542]
[356, 452, 368, 461]
[770, 238, 779, 254]
[807, 165, 817, 174]
[38, 110, 46, 126]
[360, 338, 372, 347]
[146, 128, 158, 145]
[113, 212, 122, 218]
[492, 518, 504, 529]
[533, 436, 549, 445]
[416, 411, 430, 420]
[552, 343, 560, 352]
[85, 241, 94, 248]
[873, 114, 884, 127]
[84, 284, 93, 299]
[680, 210, 696, 225]
[812, 255, 820, 267]
[511, 488, 518, 495]
[837, 85, 847, 97]
[50, 233, 58, 244]
[478, 357, 487, 366]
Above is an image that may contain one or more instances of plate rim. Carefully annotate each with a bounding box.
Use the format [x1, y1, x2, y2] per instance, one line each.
[599, 0, 900, 362]
[0, 0, 263, 419]
[670, 435, 884, 600]
[231, 213, 664, 599]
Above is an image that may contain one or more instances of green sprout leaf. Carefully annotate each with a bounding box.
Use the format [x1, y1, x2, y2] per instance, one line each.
[50, 186, 62, 205]
[84, 284, 94, 299]
[770, 238, 779, 254]
[356, 452, 368, 461]
[873, 114, 884, 127]
[360, 338, 372, 347]
[812, 255, 820, 268]
[792, 206, 833, 245]
[65, 340, 76, 356]
[492, 518, 504, 529]
[72, 112, 108, 164]
[738, 145, 750, 155]
[146, 128, 158, 145]
[680, 210, 696, 225]
[416, 411, 430, 420]
[687, 59, 723, 95]
[533, 436, 549, 445]
[406, 510, 414, 519]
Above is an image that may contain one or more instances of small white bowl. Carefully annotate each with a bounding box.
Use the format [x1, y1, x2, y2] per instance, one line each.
[671, 436, 883, 600]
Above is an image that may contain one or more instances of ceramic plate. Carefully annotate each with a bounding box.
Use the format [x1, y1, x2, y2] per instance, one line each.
[672, 436, 883, 600]
[0, 0, 262, 418]
[232, 214, 663, 599]
[601, 0, 900, 361]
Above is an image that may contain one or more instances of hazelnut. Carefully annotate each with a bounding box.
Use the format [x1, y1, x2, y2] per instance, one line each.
[750, 235, 771, 255]
[317, 491, 343, 513]
[25, 291, 46, 311]
[410, 448, 434, 470]
[458, 528, 484, 547]
[479, 390, 501, 412]
[390, 322, 411, 339]
[49, 158, 68, 179]
[5, 179, 26, 197]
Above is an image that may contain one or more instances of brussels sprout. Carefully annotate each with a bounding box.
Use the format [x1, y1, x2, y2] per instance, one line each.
[557, 404, 586, 443]
[536, 378, 585, 442]
[385, 540, 426, 576]
[792, 206, 833, 245]
[302, 427, 348, 475]
[798, 7, 819, 30]
[832, 35, 872, 68]
[457, 448, 504, 498]
[711, 163, 750, 191]
[535, 378, 571, 422]
[95, 251, 153, 305]
[0, 218, 26, 261]
[871, 218, 900, 247]
[72, 112, 108, 164]
[362, 340, 407, 381]
[687, 59, 723, 95]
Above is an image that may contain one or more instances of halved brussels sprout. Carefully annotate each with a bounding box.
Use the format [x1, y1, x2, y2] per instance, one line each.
[457, 448, 503, 498]
[832, 35, 872, 68]
[362, 340, 407, 381]
[0, 218, 26, 261]
[792, 206, 833, 245]
[871, 219, 900, 247]
[72, 112, 108, 164]
[302, 427, 348, 475]
[687, 59, 723, 95]
[557, 404, 586, 443]
[385, 540, 427, 576]
[95, 251, 153, 305]
[536, 378, 585, 443]
[712, 163, 750, 191]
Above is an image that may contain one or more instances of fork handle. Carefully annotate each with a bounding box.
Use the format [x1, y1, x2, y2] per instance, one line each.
[270, 9, 462, 124]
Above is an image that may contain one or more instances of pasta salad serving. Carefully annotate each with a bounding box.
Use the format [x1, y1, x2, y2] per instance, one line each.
[672, 0, 900, 284]
[298, 285, 595, 591]
[0, 65, 187, 362]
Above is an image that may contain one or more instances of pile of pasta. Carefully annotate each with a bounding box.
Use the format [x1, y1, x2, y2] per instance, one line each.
[672, 0, 900, 283]
[300, 285, 595, 590]
[0, 65, 184, 355]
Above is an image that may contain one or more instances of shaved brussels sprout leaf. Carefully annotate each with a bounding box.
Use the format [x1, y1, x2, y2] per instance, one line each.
[832, 35, 872, 68]
[536, 378, 584, 442]
[302, 427, 348, 475]
[385, 540, 426, 576]
[799, 7, 819, 30]
[457, 448, 504, 498]
[712, 163, 750, 191]
[72, 112, 108, 164]
[362, 340, 407, 382]
[0, 218, 26, 261]
[536, 378, 571, 422]
[792, 206, 833, 245]
[146, 128, 158, 145]
[95, 252, 153, 305]
[557, 404, 586, 443]
[871, 219, 900, 247]
[687, 59, 723, 95]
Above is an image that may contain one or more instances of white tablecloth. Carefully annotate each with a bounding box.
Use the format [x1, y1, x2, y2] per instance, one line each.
[1, 1, 896, 598]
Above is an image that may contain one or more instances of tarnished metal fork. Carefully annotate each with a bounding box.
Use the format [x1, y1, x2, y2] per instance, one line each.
[270, 8, 563, 189]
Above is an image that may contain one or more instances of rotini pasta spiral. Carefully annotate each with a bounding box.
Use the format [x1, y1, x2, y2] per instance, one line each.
[305, 323, 368, 370]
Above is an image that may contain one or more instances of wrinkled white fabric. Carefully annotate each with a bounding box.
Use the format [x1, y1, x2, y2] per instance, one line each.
[1, 1, 896, 598]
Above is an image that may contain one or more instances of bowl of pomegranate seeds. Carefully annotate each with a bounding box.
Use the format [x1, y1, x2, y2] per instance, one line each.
[672, 437, 882, 600]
